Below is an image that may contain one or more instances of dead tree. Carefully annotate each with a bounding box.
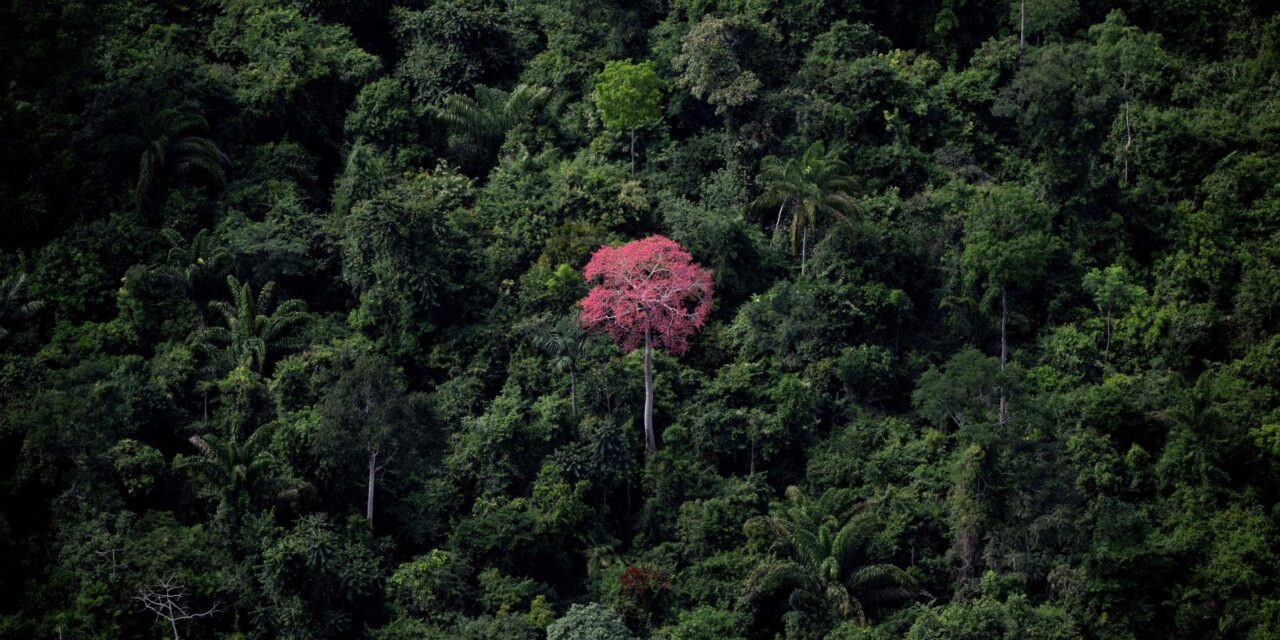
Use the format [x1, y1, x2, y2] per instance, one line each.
[136, 576, 218, 640]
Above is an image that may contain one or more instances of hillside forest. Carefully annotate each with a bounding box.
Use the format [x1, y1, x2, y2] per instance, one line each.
[3, 1, 1280, 639]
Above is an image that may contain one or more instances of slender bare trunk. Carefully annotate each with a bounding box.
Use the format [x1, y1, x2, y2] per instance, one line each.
[643, 327, 655, 454]
[800, 226, 809, 274]
[570, 366, 578, 416]
[1104, 315, 1113, 358]
[366, 449, 377, 525]
[630, 129, 637, 176]
[957, 526, 980, 586]
[1123, 99, 1132, 184]
[774, 199, 787, 238]
[171, 618, 180, 640]
[1019, 0, 1026, 62]
[998, 286, 1008, 425]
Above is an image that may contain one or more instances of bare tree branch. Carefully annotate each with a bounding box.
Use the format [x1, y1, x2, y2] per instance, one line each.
[136, 576, 218, 640]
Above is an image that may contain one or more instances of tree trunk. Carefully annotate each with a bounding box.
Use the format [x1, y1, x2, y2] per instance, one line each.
[1104, 316, 1113, 359]
[998, 286, 1008, 425]
[570, 366, 578, 416]
[366, 449, 377, 525]
[643, 327, 655, 454]
[800, 226, 809, 274]
[957, 525, 980, 587]
[171, 618, 180, 640]
[1019, 0, 1026, 62]
[774, 199, 787, 239]
[630, 129, 637, 176]
[1123, 99, 1132, 184]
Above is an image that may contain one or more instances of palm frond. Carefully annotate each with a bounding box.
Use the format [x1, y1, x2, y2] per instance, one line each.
[439, 83, 550, 160]
[848, 564, 916, 592]
[742, 560, 809, 605]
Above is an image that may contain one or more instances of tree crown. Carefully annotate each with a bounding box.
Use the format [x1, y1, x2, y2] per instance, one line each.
[593, 59, 664, 131]
[579, 235, 713, 355]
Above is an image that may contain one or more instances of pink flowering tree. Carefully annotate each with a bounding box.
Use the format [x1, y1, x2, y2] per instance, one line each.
[579, 235, 713, 453]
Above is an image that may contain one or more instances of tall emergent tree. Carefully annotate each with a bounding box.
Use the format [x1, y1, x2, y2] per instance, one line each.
[753, 141, 860, 273]
[580, 236, 712, 453]
[593, 60, 664, 175]
[956, 183, 1053, 425]
[318, 353, 412, 526]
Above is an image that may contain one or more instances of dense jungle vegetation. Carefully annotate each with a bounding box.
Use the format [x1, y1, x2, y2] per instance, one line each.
[3, 1, 1280, 638]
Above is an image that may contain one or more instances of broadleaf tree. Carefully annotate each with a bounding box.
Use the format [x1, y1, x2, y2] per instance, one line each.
[579, 235, 713, 453]
[594, 60, 664, 175]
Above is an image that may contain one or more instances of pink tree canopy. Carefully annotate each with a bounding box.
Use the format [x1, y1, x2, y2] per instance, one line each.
[579, 235, 713, 354]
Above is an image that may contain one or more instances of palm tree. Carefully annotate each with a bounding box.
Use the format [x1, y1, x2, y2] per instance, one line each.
[133, 96, 230, 208]
[524, 314, 590, 416]
[156, 228, 233, 295]
[0, 272, 44, 342]
[742, 486, 919, 627]
[438, 84, 550, 166]
[190, 276, 307, 375]
[176, 421, 307, 531]
[752, 141, 860, 273]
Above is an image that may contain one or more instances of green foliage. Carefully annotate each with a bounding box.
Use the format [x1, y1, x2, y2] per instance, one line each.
[190, 276, 308, 375]
[673, 16, 763, 115]
[130, 95, 228, 209]
[594, 60, 664, 133]
[439, 84, 550, 168]
[743, 487, 919, 627]
[952, 182, 1055, 314]
[4, 3, 1280, 640]
[657, 606, 743, 640]
[393, 1, 519, 104]
[0, 272, 44, 342]
[258, 515, 384, 639]
[387, 549, 472, 622]
[907, 572, 1081, 640]
[754, 141, 859, 267]
[547, 603, 636, 640]
[210, 4, 378, 112]
[337, 159, 470, 358]
[345, 77, 425, 162]
[108, 438, 164, 496]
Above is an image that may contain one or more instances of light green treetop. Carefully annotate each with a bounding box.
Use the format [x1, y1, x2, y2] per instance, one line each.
[594, 59, 664, 132]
